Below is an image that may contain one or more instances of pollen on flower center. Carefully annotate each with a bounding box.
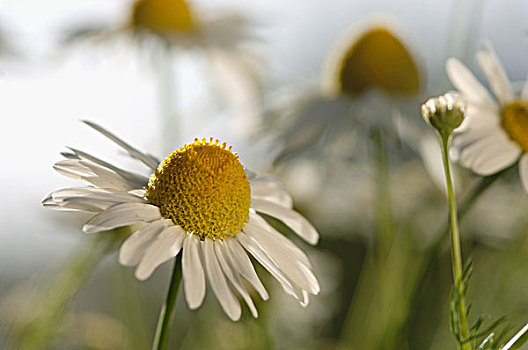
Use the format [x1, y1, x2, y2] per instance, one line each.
[501, 100, 528, 153]
[145, 138, 251, 240]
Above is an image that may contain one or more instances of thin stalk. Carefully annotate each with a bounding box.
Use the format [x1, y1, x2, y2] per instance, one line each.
[440, 134, 470, 350]
[152, 254, 183, 350]
[155, 41, 179, 151]
[373, 129, 395, 258]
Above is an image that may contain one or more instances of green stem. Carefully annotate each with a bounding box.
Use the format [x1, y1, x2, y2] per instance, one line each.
[373, 129, 394, 258]
[156, 41, 179, 150]
[440, 134, 470, 350]
[152, 254, 183, 350]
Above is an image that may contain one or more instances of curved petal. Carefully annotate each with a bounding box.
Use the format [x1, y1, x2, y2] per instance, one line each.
[519, 154, 528, 193]
[82, 203, 161, 233]
[224, 237, 269, 300]
[251, 199, 319, 245]
[66, 147, 149, 188]
[446, 58, 496, 108]
[204, 239, 241, 321]
[249, 213, 312, 269]
[476, 42, 515, 105]
[43, 187, 146, 212]
[458, 130, 521, 175]
[118, 219, 168, 266]
[83, 120, 160, 170]
[54, 159, 138, 191]
[135, 225, 186, 280]
[182, 234, 206, 310]
[244, 221, 319, 295]
[215, 241, 258, 318]
[236, 231, 305, 303]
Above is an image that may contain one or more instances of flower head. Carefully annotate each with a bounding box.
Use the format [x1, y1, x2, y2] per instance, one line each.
[266, 16, 424, 165]
[322, 17, 421, 98]
[43, 121, 320, 321]
[447, 41, 528, 190]
[130, 0, 197, 36]
[422, 93, 467, 136]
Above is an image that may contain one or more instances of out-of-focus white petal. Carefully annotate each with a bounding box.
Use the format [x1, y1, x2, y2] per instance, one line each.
[446, 58, 496, 108]
[251, 199, 319, 245]
[518, 154, 528, 193]
[204, 239, 241, 321]
[457, 129, 521, 175]
[82, 203, 161, 233]
[182, 234, 206, 310]
[476, 42, 515, 105]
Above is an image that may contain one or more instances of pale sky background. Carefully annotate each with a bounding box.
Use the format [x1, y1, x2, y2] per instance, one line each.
[0, 0, 526, 279]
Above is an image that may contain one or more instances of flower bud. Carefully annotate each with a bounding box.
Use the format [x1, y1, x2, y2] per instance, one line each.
[421, 93, 466, 136]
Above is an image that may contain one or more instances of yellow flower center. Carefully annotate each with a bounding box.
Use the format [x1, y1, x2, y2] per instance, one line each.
[501, 100, 528, 153]
[145, 138, 251, 240]
[130, 0, 196, 35]
[332, 27, 420, 97]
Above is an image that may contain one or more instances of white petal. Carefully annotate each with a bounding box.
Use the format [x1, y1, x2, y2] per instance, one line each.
[215, 241, 258, 318]
[83, 203, 161, 233]
[446, 58, 496, 108]
[204, 239, 241, 321]
[476, 42, 515, 105]
[251, 177, 293, 209]
[244, 221, 319, 294]
[182, 234, 206, 310]
[519, 154, 528, 193]
[522, 76, 528, 100]
[249, 213, 312, 269]
[251, 199, 319, 245]
[44, 187, 146, 212]
[237, 231, 305, 302]
[224, 237, 269, 301]
[83, 120, 160, 170]
[135, 225, 186, 280]
[458, 130, 521, 175]
[118, 219, 167, 266]
[67, 147, 149, 188]
[54, 159, 137, 191]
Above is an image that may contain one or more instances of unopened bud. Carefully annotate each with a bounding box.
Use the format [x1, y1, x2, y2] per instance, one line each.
[421, 93, 466, 136]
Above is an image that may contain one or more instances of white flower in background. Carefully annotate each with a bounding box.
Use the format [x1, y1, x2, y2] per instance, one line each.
[43, 121, 320, 321]
[265, 15, 423, 164]
[447, 42, 528, 190]
[63, 0, 262, 139]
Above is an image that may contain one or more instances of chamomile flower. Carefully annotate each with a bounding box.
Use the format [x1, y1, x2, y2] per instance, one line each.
[64, 0, 255, 50]
[43, 121, 319, 321]
[447, 42, 528, 191]
[266, 15, 423, 164]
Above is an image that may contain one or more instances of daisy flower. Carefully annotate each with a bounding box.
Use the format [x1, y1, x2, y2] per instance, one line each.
[43, 121, 320, 321]
[64, 0, 255, 50]
[447, 42, 528, 190]
[265, 15, 423, 164]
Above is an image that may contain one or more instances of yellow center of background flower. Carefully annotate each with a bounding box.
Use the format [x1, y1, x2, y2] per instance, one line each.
[130, 0, 196, 34]
[336, 27, 420, 97]
[145, 138, 251, 240]
[501, 100, 528, 153]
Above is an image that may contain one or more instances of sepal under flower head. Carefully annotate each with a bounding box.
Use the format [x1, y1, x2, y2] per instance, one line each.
[422, 93, 467, 136]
